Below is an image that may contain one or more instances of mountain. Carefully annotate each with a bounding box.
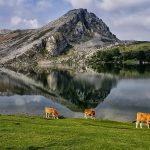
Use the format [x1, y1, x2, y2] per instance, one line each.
[0, 29, 12, 35]
[0, 8, 119, 65]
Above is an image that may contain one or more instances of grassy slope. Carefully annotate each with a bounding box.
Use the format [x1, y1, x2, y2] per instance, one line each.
[120, 42, 150, 52]
[105, 42, 150, 52]
[0, 115, 150, 150]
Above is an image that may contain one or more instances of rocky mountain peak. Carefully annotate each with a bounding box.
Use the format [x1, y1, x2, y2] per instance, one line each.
[64, 8, 88, 19]
[52, 8, 118, 44]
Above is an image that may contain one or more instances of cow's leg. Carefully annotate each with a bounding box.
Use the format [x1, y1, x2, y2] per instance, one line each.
[147, 122, 150, 128]
[84, 114, 87, 119]
[54, 115, 56, 119]
[136, 121, 139, 128]
[140, 122, 143, 128]
[91, 116, 95, 120]
[45, 112, 48, 118]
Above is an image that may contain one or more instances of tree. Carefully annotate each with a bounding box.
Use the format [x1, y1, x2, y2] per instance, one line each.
[137, 51, 146, 65]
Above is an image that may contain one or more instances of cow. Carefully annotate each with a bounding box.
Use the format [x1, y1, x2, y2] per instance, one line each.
[45, 107, 59, 119]
[136, 112, 150, 128]
[84, 109, 96, 120]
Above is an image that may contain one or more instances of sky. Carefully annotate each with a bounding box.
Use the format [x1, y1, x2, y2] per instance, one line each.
[0, 0, 150, 41]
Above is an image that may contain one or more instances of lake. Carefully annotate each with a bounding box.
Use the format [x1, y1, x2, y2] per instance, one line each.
[0, 65, 150, 122]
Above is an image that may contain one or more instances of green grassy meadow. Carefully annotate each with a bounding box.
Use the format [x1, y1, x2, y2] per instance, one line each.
[119, 42, 150, 52]
[0, 115, 150, 150]
[104, 42, 150, 53]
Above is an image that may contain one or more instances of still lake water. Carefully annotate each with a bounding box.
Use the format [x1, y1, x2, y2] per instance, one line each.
[0, 66, 150, 122]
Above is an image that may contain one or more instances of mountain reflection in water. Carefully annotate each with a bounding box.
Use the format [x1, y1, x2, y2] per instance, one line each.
[0, 68, 117, 109]
[44, 70, 117, 108]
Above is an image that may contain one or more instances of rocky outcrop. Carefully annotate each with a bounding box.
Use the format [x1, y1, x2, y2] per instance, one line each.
[46, 32, 69, 56]
[0, 8, 119, 65]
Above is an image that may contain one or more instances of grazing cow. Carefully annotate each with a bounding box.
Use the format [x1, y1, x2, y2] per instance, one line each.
[45, 107, 59, 119]
[84, 109, 96, 120]
[136, 112, 150, 128]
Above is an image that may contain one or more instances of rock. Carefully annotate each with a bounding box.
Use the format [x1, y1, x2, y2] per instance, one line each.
[46, 32, 69, 56]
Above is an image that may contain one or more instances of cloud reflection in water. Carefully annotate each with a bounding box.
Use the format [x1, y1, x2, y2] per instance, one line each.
[0, 95, 83, 118]
[96, 79, 150, 122]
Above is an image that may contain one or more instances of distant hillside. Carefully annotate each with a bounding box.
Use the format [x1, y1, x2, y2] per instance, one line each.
[0, 29, 12, 35]
[0, 9, 119, 66]
[88, 41, 150, 72]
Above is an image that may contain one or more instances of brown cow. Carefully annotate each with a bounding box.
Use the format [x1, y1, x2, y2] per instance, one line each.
[136, 112, 150, 128]
[84, 109, 96, 120]
[45, 107, 59, 119]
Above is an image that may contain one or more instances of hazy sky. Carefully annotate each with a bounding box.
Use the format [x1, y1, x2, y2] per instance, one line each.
[0, 0, 150, 41]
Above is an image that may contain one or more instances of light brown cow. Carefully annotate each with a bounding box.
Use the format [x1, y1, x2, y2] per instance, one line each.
[84, 109, 96, 120]
[45, 107, 59, 119]
[136, 112, 150, 128]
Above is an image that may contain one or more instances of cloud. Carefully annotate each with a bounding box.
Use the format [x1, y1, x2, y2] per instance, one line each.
[113, 14, 150, 30]
[98, 0, 149, 12]
[10, 16, 22, 25]
[1, 0, 53, 29]
[112, 7, 150, 29]
[10, 16, 40, 28]
[0, 0, 53, 9]
[0, 0, 25, 7]
[65, 0, 150, 12]
[64, 0, 93, 9]
[36, 0, 53, 10]
[110, 7, 150, 40]
[0, 0, 5, 6]
[23, 19, 39, 28]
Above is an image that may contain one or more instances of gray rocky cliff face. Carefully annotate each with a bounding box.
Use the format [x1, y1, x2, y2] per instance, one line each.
[0, 8, 119, 65]
[57, 9, 118, 44]
[46, 32, 69, 56]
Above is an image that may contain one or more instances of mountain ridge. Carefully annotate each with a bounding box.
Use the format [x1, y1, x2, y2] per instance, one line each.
[0, 8, 119, 65]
